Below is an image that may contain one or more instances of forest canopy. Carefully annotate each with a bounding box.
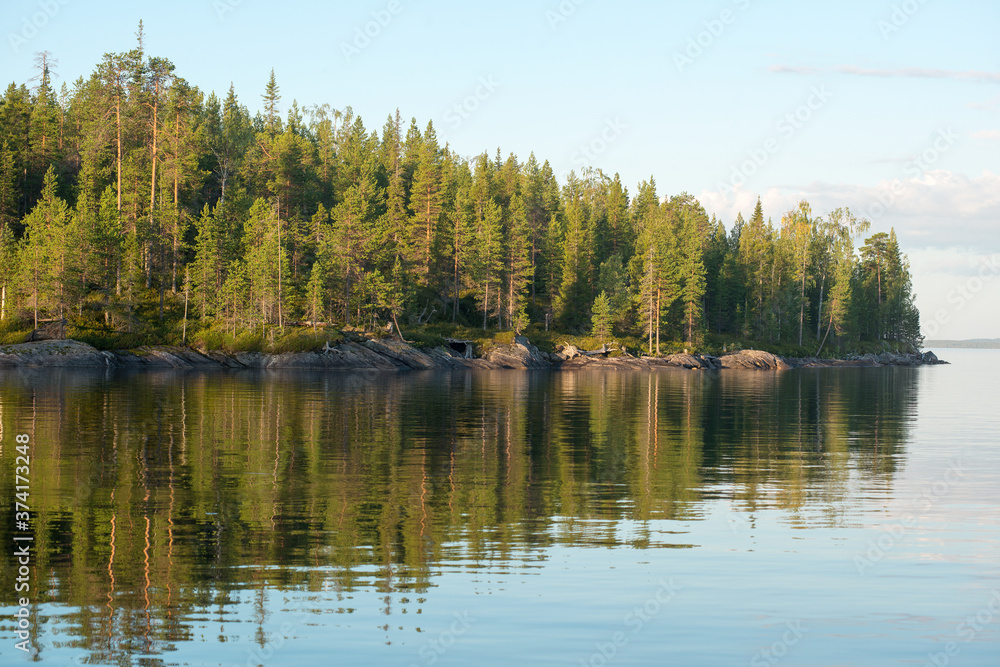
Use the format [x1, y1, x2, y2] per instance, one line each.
[0, 26, 921, 354]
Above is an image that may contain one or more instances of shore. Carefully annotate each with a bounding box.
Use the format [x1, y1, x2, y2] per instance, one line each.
[0, 336, 947, 371]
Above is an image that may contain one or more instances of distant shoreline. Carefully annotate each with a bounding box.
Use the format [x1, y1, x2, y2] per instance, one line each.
[923, 340, 1000, 350]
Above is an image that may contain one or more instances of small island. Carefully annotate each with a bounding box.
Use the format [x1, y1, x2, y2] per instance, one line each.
[0, 30, 924, 372]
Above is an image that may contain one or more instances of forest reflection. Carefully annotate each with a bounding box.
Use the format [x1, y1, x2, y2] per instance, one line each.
[0, 367, 917, 661]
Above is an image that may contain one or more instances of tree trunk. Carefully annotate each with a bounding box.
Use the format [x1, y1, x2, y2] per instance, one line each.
[182, 275, 189, 343]
[115, 88, 122, 212]
[816, 276, 825, 342]
[816, 304, 836, 357]
[483, 278, 489, 330]
[655, 287, 661, 356]
[453, 239, 460, 322]
[277, 203, 283, 329]
[798, 270, 805, 347]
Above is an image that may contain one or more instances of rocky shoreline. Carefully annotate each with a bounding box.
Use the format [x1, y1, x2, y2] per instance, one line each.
[0, 337, 947, 371]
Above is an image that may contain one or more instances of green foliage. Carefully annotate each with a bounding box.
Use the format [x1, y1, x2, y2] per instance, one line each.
[190, 323, 343, 354]
[0, 316, 31, 344]
[0, 30, 922, 356]
[591, 291, 613, 342]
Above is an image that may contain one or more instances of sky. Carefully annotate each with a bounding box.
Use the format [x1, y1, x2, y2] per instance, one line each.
[2, 0, 998, 340]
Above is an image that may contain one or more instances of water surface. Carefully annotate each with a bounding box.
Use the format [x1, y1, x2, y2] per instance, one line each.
[1, 351, 998, 665]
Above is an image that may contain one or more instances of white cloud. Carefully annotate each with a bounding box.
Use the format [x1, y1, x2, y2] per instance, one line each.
[972, 129, 1000, 141]
[909, 247, 1000, 339]
[769, 64, 1000, 84]
[970, 95, 1000, 111]
[697, 174, 1000, 339]
[697, 170, 1000, 251]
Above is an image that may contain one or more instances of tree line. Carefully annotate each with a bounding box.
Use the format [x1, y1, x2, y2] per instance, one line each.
[0, 26, 920, 353]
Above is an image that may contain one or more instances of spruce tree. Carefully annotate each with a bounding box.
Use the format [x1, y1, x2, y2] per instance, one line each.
[407, 121, 443, 281]
[591, 290, 613, 342]
[261, 69, 281, 137]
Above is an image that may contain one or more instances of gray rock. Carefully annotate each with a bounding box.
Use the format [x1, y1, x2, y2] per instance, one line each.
[26, 319, 67, 342]
[0, 340, 109, 367]
[719, 349, 793, 371]
[921, 350, 946, 364]
[484, 337, 551, 369]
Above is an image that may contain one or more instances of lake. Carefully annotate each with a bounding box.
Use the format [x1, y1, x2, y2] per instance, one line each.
[1, 350, 998, 666]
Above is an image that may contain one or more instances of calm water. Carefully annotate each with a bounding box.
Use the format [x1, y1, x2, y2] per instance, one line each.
[1, 350, 998, 666]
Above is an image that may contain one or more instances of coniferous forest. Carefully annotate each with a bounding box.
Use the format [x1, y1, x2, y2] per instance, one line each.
[0, 27, 921, 355]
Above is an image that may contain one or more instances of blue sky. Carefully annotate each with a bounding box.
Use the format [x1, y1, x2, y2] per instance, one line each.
[3, 0, 998, 338]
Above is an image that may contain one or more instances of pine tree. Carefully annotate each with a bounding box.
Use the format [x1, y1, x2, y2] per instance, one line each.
[506, 193, 533, 331]
[407, 121, 443, 281]
[781, 201, 816, 347]
[380, 110, 408, 259]
[29, 52, 62, 177]
[261, 69, 281, 137]
[591, 290, 613, 342]
[18, 166, 74, 325]
[242, 198, 289, 327]
[0, 141, 17, 231]
[738, 197, 770, 338]
[207, 85, 253, 202]
[813, 207, 869, 352]
[596, 253, 630, 333]
[554, 174, 592, 330]
[606, 173, 631, 260]
[332, 156, 384, 324]
[448, 161, 475, 321]
[675, 197, 708, 346]
[472, 199, 504, 329]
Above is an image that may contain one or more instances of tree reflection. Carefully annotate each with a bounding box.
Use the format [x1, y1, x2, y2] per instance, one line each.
[0, 366, 918, 662]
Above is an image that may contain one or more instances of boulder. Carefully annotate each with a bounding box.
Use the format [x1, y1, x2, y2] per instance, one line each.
[719, 349, 792, 371]
[26, 319, 67, 341]
[362, 338, 439, 370]
[484, 336, 551, 369]
[663, 353, 709, 370]
[0, 340, 109, 367]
